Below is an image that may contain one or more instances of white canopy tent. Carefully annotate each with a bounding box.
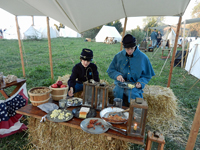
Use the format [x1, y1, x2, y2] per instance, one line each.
[59, 26, 81, 38]
[185, 38, 200, 79]
[23, 26, 42, 39]
[3, 26, 24, 39]
[95, 25, 122, 42]
[0, 0, 191, 33]
[37, 26, 59, 38]
[181, 18, 200, 67]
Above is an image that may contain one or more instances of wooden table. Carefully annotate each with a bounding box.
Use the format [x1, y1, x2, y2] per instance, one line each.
[0, 78, 26, 99]
[16, 100, 144, 145]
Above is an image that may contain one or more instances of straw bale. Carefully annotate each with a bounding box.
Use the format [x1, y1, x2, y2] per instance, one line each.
[27, 117, 129, 150]
[143, 85, 183, 135]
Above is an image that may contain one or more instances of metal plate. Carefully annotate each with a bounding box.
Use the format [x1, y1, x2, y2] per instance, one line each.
[46, 109, 73, 122]
[117, 82, 135, 89]
[66, 97, 83, 107]
[80, 118, 109, 134]
[72, 107, 96, 118]
[100, 107, 129, 124]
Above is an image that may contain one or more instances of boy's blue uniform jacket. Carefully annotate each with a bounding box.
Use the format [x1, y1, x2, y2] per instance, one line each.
[68, 62, 100, 91]
[107, 47, 155, 102]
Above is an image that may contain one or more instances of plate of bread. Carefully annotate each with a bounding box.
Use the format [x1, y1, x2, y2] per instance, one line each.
[72, 107, 96, 119]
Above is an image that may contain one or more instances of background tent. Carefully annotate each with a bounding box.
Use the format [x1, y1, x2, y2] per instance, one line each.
[37, 26, 59, 39]
[185, 38, 200, 79]
[3, 26, 24, 39]
[59, 26, 81, 38]
[95, 25, 122, 42]
[23, 26, 42, 39]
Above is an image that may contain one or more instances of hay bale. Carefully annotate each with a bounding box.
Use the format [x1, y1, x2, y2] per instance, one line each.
[143, 85, 183, 135]
[27, 117, 129, 150]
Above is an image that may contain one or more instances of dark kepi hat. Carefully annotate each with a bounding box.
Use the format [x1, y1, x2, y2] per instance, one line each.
[80, 48, 93, 61]
[122, 34, 136, 48]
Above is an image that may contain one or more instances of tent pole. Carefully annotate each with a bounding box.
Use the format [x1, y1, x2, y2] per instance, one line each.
[46, 17, 54, 80]
[120, 17, 127, 51]
[32, 16, 34, 26]
[185, 98, 200, 150]
[167, 16, 182, 87]
[15, 16, 25, 77]
[181, 20, 186, 68]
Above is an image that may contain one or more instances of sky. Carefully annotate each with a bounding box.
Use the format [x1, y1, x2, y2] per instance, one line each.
[0, 0, 199, 33]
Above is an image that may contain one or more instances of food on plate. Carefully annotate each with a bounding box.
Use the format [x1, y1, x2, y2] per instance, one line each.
[96, 122, 102, 125]
[128, 84, 135, 88]
[87, 119, 105, 130]
[79, 107, 90, 118]
[103, 114, 127, 123]
[89, 119, 98, 124]
[87, 124, 94, 128]
[50, 109, 71, 120]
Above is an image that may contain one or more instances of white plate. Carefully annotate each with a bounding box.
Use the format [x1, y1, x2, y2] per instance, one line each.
[80, 118, 109, 134]
[100, 107, 129, 124]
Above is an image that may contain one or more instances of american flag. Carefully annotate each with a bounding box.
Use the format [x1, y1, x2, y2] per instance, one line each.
[0, 83, 28, 138]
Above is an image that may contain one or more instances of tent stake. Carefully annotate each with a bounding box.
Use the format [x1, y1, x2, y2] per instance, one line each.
[120, 17, 127, 51]
[47, 17, 54, 80]
[185, 98, 200, 150]
[15, 16, 25, 77]
[167, 16, 182, 87]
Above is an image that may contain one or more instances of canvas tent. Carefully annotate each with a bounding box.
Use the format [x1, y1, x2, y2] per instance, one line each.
[3, 26, 23, 39]
[37, 26, 59, 38]
[23, 26, 42, 39]
[59, 26, 81, 38]
[95, 25, 122, 42]
[185, 38, 200, 79]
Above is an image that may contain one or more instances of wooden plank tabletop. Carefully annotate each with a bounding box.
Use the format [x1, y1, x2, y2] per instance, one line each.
[0, 78, 26, 89]
[16, 100, 144, 145]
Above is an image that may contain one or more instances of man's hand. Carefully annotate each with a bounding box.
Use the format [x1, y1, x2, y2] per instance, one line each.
[135, 82, 141, 88]
[117, 75, 125, 82]
[68, 87, 74, 97]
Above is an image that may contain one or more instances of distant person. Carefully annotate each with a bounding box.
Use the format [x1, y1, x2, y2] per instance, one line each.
[195, 36, 198, 40]
[150, 29, 157, 48]
[190, 38, 192, 42]
[156, 30, 162, 47]
[0, 29, 3, 38]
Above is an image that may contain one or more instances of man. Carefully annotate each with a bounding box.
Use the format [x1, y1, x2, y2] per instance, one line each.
[68, 48, 100, 96]
[150, 29, 157, 48]
[156, 30, 162, 48]
[107, 34, 155, 106]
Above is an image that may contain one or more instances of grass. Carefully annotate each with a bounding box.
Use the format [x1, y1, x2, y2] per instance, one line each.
[0, 37, 200, 150]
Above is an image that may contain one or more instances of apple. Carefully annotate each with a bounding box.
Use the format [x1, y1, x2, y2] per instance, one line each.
[60, 85, 67, 88]
[56, 81, 63, 87]
[51, 84, 58, 88]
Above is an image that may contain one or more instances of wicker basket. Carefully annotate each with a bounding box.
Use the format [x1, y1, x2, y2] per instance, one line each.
[28, 87, 51, 106]
[50, 86, 68, 101]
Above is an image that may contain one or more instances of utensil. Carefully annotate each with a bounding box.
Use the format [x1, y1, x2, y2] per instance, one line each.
[100, 107, 129, 124]
[105, 122, 127, 135]
[106, 108, 130, 118]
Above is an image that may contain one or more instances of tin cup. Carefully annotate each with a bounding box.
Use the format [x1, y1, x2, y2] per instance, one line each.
[59, 99, 67, 109]
[113, 98, 123, 108]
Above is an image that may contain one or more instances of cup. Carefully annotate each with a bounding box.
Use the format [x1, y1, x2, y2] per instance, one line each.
[113, 98, 123, 108]
[59, 99, 67, 109]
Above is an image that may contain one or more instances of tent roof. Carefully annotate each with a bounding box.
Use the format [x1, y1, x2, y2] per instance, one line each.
[182, 18, 200, 24]
[0, 0, 191, 33]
